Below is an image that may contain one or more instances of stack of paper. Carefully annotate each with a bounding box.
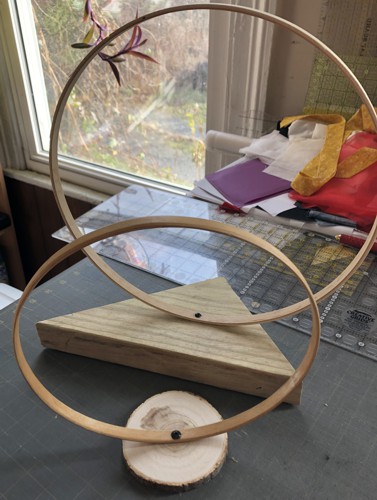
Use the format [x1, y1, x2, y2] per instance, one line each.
[189, 157, 291, 213]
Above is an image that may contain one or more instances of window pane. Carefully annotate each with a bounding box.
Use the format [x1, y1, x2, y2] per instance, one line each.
[31, 0, 209, 188]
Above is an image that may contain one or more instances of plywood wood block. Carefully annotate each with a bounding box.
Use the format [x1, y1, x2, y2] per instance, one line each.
[37, 278, 301, 404]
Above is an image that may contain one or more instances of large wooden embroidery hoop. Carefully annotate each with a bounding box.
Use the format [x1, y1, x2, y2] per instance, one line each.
[49, 3, 377, 322]
[12, 4, 377, 445]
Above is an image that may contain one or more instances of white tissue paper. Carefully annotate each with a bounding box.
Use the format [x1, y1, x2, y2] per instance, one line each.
[263, 120, 327, 181]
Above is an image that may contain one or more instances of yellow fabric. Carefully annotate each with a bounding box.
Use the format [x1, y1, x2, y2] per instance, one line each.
[345, 104, 377, 137]
[337, 148, 377, 178]
[282, 105, 377, 196]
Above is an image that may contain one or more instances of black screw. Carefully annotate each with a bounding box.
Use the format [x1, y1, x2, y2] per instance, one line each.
[194, 312, 202, 318]
[171, 430, 182, 440]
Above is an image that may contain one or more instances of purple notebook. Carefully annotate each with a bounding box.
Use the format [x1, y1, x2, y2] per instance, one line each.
[206, 158, 291, 207]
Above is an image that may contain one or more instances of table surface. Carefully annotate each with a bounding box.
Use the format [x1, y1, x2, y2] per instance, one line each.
[2, 254, 377, 499]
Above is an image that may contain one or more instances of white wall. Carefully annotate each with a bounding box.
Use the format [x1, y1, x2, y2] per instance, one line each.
[264, 1, 322, 126]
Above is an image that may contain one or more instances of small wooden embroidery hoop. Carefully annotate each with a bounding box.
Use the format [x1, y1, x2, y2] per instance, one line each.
[13, 216, 320, 443]
[49, 3, 377, 323]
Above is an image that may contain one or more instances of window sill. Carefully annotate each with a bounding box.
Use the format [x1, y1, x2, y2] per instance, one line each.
[4, 168, 109, 206]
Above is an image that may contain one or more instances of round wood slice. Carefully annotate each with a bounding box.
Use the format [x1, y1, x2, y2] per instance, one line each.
[122, 391, 228, 491]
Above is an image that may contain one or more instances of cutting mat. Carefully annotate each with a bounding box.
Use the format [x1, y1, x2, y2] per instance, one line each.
[54, 185, 377, 361]
[305, 0, 377, 117]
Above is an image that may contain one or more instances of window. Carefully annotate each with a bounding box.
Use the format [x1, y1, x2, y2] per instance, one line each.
[1, 0, 286, 194]
[10, 1, 358, 195]
[3, 1, 212, 192]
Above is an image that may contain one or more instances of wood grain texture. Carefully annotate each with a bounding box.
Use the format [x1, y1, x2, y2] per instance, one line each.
[37, 278, 301, 404]
[122, 391, 228, 491]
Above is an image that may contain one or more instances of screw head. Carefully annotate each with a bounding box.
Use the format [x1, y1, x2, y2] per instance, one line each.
[171, 430, 182, 440]
[194, 312, 202, 318]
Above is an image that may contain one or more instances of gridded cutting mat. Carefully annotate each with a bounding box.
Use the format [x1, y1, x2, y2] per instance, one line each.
[305, 0, 377, 117]
[54, 185, 377, 361]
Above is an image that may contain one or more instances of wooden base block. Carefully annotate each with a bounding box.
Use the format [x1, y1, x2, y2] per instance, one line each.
[122, 391, 228, 491]
[37, 278, 301, 404]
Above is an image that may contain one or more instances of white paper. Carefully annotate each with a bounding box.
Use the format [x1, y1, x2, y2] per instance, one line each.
[258, 193, 296, 216]
[239, 130, 288, 164]
[263, 120, 327, 181]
